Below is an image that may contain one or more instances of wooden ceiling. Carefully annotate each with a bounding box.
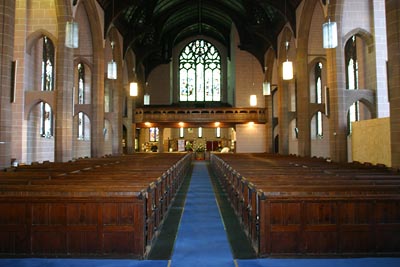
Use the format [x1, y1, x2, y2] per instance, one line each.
[95, 0, 303, 76]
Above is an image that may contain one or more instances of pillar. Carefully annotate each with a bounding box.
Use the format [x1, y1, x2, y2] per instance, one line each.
[0, 0, 15, 168]
[385, 0, 400, 168]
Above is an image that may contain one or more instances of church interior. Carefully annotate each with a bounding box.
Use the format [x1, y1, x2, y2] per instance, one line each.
[0, 0, 400, 266]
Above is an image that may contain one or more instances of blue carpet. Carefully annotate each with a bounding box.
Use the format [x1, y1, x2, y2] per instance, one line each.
[0, 259, 168, 267]
[236, 258, 400, 267]
[170, 161, 235, 267]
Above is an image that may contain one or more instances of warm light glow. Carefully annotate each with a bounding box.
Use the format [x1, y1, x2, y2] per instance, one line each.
[145, 122, 151, 127]
[216, 127, 221, 138]
[198, 127, 203, 138]
[283, 60, 293, 80]
[65, 21, 79, 48]
[215, 122, 220, 127]
[248, 121, 255, 127]
[323, 20, 338, 49]
[130, 82, 138, 96]
[250, 95, 257, 106]
[263, 82, 271, 96]
[107, 60, 117, 79]
[144, 93, 150, 105]
[179, 122, 184, 127]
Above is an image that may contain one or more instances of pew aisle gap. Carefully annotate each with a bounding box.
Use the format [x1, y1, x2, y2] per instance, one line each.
[170, 161, 236, 267]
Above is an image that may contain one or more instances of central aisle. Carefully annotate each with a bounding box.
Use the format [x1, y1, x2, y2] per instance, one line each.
[170, 161, 235, 267]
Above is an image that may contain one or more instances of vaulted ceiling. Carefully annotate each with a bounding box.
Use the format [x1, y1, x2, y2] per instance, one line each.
[95, 0, 303, 75]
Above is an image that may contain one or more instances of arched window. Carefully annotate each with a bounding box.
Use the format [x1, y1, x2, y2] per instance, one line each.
[315, 62, 323, 137]
[41, 36, 54, 91]
[39, 36, 54, 138]
[77, 63, 86, 139]
[345, 35, 359, 134]
[179, 40, 221, 102]
[315, 62, 323, 104]
[345, 35, 358, 90]
[40, 102, 53, 137]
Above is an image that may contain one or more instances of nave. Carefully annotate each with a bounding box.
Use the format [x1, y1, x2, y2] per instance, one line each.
[1, 161, 400, 267]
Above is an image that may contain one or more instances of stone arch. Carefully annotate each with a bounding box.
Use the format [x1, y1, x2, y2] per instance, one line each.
[26, 30, 57, 55]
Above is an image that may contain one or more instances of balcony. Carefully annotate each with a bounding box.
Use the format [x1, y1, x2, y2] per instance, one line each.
[134, 107, 267, 127]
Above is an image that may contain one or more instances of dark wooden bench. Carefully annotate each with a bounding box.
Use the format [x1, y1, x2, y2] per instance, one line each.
[0, 153, 192, 258]
[210, 153, 400, 257]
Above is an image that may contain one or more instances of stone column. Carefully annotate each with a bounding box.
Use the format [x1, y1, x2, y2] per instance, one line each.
[158, 127, 164, 152]
[385, 0, 400, 168]
[0, 0, 15, 168]
[264, 95, 273, 153]
[296, 49, 311, 157]
[54, 4, 74, 162]
[125, 94, 134, 154]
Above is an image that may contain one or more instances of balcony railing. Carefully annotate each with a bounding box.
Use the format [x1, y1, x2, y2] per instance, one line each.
[134, 107, 267, 126]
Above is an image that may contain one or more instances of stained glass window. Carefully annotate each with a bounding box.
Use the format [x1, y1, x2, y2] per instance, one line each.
[40, 102, 53, 138]
[345, 35, 360, 134]
[315, 62, 323, 137]
[41, 36, 54, 91]
[179, 40, 221, 102]
[78, 63, 85, 139]
[149, 127, 159, 142]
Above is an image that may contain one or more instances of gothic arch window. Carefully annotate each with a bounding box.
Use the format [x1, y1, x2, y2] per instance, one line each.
[40, 102, 53, 138]
[315, 62, 323, 137]
[77, 63, 86, 139]
[179, 40, 221, 102]
[41, 36, 54, 91]
[345, 35, 358, 90]
[345, 35, 359, 134]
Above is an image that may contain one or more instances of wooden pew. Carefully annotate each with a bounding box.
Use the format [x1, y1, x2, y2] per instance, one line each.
[0, 153, 192, 258]
[210, 153, 400, 257]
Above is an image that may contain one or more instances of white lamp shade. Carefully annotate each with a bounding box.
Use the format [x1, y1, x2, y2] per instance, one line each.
[263, 82, 271, 95]
[107, 60, 117, 79]
[283, 60, 293, 80]
[250, 94, 257, 106]
[144, 93, 150, 105]
[130, 82, 138, 96]
[323, 20, 338, 49]
[65, 21, 79, 48]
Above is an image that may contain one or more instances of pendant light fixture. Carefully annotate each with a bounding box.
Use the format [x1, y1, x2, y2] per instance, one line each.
[144, 82, 150, 105]
[65, 1, 78, 48]
[107, 0, 117, 79]
[282, 0, 293, 80]
[65, 20, 79, 48]
[283, 41, 293, 80]
[130, 68, 138, 96]
[107, 41, 117, 79]
[322, 0, 338, 49]
[130, 81, 138, 97]
[263, 81, 271, 96]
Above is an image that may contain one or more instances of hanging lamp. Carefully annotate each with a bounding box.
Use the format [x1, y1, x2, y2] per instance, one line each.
[263, 81, 271, 95]
[65, 20, 79, 48]
[282, 0, 293, 80]
[283, 41, 293, 80]
[130, 81, 138, 97]
[130, 68, 138, 96]
[144, 82, 150, 105]
[107, 0, 117, 79]
[322, 0, 338, 49]
[107, 41, 117, 79]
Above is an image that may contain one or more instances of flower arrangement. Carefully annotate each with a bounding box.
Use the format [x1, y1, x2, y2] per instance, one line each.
[194, 143, 205, 152]
[192, 139, 206, 152]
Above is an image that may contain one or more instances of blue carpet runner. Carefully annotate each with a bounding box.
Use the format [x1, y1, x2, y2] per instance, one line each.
[169, 161, 235, 267]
